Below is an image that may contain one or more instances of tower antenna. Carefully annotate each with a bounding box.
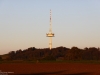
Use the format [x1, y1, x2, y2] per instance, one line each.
[49, 9, 52, 33]
[46, 9, 55, 50]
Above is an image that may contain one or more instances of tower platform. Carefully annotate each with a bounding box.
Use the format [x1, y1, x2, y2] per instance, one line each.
[46, 33, 54, 37]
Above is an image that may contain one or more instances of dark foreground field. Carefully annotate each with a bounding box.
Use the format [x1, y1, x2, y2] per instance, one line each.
[0, 63, 100, 75]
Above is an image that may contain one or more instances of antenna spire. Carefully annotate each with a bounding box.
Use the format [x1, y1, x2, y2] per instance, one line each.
[49, 9, 52, 33]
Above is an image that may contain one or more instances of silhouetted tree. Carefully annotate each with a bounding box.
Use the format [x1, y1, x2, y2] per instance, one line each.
[65, 47, 81, 60]
[0, 56, 2, 61]
[4, 46, 100, 61]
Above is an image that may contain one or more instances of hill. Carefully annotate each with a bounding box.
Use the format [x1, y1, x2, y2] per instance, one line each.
[1, 46, 100, 61]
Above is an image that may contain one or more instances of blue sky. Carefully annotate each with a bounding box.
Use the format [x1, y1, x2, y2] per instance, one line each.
[0, 0, 100, 54]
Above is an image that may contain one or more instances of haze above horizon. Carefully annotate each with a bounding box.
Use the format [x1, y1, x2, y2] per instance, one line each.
[0, 0, 100, 54]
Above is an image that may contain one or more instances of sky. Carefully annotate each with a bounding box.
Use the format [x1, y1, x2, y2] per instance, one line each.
[0, 0, 100, 54]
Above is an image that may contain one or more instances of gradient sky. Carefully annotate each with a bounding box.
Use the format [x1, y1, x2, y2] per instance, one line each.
[0, 0, 100, 54]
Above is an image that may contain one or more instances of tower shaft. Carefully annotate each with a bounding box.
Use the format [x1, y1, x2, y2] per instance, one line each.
[49, 37, 52, 50]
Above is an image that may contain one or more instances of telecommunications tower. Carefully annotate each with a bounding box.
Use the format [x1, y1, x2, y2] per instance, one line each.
[46, 9, 54, 50]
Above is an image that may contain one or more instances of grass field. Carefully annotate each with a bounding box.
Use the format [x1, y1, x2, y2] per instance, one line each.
[1, 60, 100, 64]
[0, 61, 100, 75]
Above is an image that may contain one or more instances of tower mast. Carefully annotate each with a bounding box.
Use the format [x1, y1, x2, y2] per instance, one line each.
[46, 9, 54, 50]
[49, 9, 52, 33]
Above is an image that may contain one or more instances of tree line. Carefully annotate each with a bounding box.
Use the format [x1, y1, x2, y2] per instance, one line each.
[1, 46, 100, 61]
